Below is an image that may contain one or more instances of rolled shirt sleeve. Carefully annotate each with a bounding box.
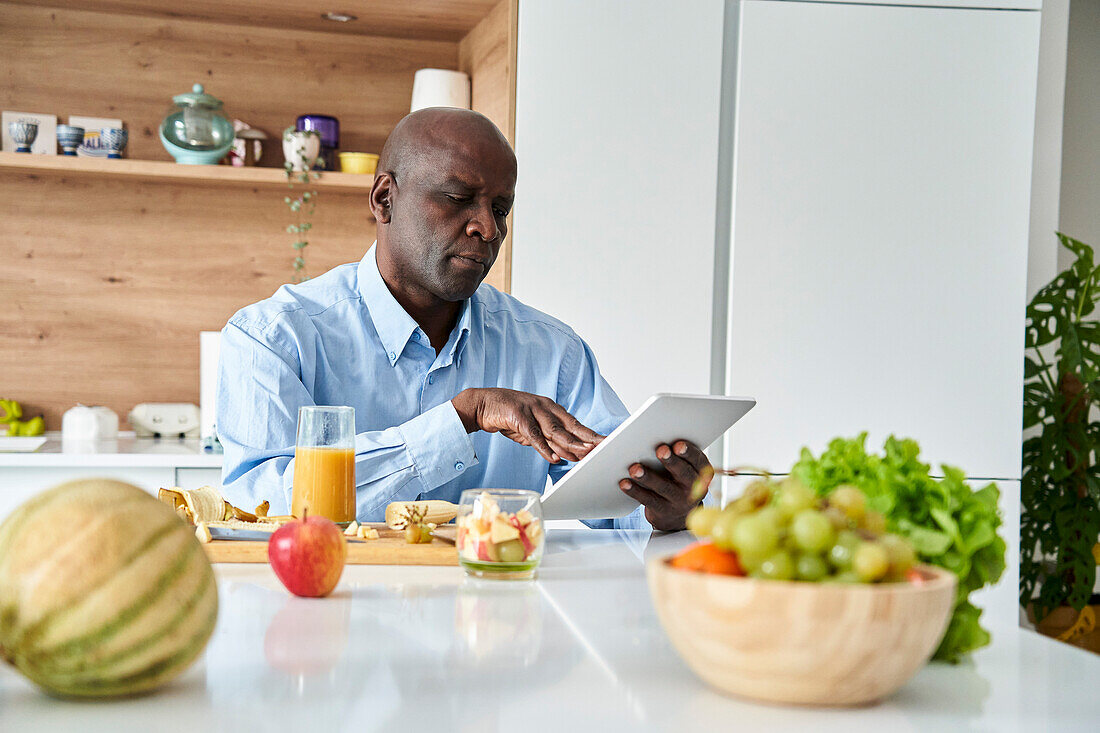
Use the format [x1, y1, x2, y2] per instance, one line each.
[217, 321, 477, 521]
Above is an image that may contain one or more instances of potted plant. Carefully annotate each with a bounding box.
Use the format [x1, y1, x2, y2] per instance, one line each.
[283, 128, 321, 283]
[1020, 232, 1100, 651]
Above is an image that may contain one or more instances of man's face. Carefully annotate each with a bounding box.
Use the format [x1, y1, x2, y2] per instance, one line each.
[385, 135, 516, 302]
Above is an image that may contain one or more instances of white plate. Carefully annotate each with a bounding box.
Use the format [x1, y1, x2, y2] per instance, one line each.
[0, 436, 48, 452]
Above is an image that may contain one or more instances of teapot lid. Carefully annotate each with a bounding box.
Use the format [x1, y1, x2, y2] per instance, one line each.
[172, 83, 224, 109]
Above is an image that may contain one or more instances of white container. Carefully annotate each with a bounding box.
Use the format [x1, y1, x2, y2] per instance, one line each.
[410, 69, 471, 112]
[61, 405, 119, 446]
[282, 130, 320, 172]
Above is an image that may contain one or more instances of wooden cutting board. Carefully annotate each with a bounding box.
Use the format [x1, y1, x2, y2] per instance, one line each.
[202, 525, 458, 566]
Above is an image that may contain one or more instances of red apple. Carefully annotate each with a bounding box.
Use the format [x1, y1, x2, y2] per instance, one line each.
[267, 513, 347, 597]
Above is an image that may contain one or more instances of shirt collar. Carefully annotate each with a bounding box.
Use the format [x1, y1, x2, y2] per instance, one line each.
[358, 244, 475, 368]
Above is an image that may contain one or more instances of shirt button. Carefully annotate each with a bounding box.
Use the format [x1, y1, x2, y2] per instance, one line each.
[428, 375, 434, 384]
[412, 332, 420, 341]
[388, 351, 396, 361]
[455, 461, 464, 471]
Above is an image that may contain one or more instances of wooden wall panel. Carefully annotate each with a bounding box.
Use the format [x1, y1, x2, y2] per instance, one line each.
[4, 0, 501, 42]
[0, 3, 457, 163]
[0, 172, 376, 429]
[459, 0, 517, 143]
[460, 0, 518, 293]
[0, 1, 518, 430]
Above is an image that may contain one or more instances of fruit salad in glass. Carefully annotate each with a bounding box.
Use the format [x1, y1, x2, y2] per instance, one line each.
[456, 489, 544, 579]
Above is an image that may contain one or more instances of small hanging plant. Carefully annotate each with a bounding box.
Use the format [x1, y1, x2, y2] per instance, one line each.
[283, 127, 321, 283]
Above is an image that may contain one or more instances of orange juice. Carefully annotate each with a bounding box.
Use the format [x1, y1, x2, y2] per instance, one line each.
[292, 446, 355, 525]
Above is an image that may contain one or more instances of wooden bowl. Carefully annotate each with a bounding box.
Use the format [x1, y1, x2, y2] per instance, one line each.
[647, 556, 956, 706]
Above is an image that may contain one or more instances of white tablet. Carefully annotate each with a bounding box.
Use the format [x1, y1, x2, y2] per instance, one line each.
[540, 393, 756, 521]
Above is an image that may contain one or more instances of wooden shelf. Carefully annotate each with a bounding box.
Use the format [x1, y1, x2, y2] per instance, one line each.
[0, 152, 375, 192]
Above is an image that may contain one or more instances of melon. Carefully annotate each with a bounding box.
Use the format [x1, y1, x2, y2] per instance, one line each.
[0, 479, 218, 698]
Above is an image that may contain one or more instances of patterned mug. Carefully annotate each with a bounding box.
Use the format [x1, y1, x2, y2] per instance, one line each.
[99, 127, 128, 159]
[56, 124, 85, 156]
[9, 120, 38, 153]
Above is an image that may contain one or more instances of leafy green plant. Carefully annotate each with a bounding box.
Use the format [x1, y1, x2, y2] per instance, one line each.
[792, 434, 1005, 663]
[283, 128, 320, 283]
[1021, 232, 1100, 622]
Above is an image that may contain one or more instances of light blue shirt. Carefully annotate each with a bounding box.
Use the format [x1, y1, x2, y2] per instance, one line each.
[217, 245, 646, 529]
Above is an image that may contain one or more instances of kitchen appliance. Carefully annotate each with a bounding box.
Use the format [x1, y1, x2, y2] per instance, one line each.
[61, 404, 119, 442]
[296, 114, 339, 171]
[129, 403, 201, 438]
[199, 331, 220, 442]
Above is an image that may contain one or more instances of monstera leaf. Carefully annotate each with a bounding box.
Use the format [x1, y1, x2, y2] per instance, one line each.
[1020, 233, 1100, 621]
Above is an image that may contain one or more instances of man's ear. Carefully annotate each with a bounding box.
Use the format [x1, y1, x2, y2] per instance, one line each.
[369, 173, 395, 224]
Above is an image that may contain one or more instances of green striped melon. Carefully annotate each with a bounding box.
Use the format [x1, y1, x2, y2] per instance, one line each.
[0, 479, 218, 698]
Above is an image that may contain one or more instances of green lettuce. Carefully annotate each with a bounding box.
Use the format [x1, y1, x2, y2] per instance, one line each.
[791, 433, 1006, 663]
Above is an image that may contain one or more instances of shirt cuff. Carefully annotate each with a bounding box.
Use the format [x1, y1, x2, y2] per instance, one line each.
[396, 401, 478, 493]
[582, 505, 651, 530]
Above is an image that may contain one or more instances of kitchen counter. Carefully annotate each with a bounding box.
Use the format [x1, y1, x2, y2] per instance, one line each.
[0, 433, 223, 520]
[0, 432, 221, 468]
[1, 529, 1097, 731]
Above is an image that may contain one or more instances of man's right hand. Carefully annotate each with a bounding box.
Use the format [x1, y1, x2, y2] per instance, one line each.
[451, 388, 603, 464]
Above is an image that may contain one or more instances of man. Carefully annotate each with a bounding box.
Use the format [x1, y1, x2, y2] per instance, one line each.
[217, 108, 710, 531]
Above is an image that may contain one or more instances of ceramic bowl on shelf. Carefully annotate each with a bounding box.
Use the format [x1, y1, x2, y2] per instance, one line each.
[99, 128, 128, 159]
[9, 120, 38, 152]
[56, 125, 85, 155]
[646, 556, 956, 706]
[338, 152, 378, 174]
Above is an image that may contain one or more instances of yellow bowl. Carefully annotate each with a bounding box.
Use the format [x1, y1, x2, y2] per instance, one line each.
[647, 556, 956, 706]
[338, 152, 379, 174]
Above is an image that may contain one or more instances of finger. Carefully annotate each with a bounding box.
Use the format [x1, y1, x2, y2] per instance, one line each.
[547, 436, 590, 463]
[655, 444, 699, 490]
[543, 422, 600, 462]
[532, 411, 586, 462]
[619, 477, 669, 511]
[672, 440, 711, 473]
[515, 410, 559, 463]
[627, 462, 685, 505]
[544, 400, 604, 445]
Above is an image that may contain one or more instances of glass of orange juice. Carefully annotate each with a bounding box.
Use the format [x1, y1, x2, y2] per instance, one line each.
[292, 405, 355, 526]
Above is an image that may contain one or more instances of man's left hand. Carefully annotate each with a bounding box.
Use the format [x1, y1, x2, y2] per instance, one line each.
[618, 440, 711, 531]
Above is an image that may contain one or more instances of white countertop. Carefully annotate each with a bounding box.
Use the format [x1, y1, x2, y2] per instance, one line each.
[1, 529, 1097, 731]
[0, 432, 222, 468]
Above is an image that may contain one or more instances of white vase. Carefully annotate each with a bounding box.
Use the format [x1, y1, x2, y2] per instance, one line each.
[282, 130, 320, 172]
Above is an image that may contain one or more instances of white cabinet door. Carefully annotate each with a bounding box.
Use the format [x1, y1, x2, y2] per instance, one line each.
[726, 1, 1040, 479]
[0, 467, 176, 523]
[511, 0, 726, 411]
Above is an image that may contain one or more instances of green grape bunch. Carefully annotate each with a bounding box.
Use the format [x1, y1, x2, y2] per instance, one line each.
[686, 478, 917, 584]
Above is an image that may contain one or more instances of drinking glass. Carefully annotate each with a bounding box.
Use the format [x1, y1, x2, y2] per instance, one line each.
[456, 489, 544, 580]
[292, 405, 355, 526]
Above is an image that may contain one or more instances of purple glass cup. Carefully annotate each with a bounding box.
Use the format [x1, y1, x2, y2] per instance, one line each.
[296, 115, 339, 171]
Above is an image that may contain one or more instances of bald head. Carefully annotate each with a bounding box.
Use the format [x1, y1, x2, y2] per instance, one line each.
[377, 107, 515, 185]
[369, 107, 517, 312]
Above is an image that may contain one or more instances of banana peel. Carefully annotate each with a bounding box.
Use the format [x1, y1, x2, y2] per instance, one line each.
[158, 485, 263, 525]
